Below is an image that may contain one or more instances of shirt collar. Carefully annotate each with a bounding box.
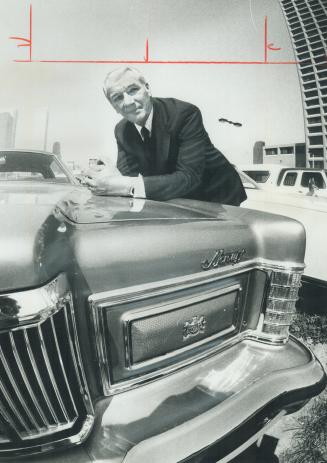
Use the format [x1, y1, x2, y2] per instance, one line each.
[135, 106, 154, 139]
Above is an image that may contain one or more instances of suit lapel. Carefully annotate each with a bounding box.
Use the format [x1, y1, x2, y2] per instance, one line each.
[152, 99, 171, 173]
[123, 122, 149, 174]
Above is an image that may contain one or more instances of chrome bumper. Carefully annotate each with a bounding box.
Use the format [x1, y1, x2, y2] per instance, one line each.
[12, 336, 326, 463]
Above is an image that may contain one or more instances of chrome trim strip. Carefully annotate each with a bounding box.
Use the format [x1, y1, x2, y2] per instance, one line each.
[90, 300, 110, 394]
[90, 260, 304, 396]
[23, 330, 59, 425]
[0, 274, 69, 328]
[89, 258, 304, 306]
[0, 414, 95, 459]
[62, 301, 94, 417]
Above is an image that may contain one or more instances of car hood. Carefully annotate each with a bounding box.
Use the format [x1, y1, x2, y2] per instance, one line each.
[0, 183, 305, 293]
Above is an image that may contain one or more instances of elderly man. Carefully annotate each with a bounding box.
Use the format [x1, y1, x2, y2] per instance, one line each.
[87, 67, 246, 206]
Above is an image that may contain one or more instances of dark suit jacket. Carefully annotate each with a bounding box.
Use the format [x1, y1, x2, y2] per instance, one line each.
[115, 97, 247, 205]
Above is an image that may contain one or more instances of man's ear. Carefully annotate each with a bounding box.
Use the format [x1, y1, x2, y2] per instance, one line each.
[103, 88, 118, 112]
[145, 82, 151, 95]
[103, 87, 115, 107]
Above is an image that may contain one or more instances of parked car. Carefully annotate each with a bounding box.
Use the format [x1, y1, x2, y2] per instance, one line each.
[239, 163, 327, 197]
[239, 170, 327, 311]
[0, 149, 78, 184]
[0, 150, 325, 462]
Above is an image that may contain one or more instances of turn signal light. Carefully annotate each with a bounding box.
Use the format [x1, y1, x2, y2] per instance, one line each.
[261, 270, 302, 343]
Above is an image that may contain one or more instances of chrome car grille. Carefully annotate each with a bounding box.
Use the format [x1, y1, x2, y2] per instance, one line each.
[0, 299, 93, 456]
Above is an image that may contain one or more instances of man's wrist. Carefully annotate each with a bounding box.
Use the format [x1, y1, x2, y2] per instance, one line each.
[132, 175, 146, 198]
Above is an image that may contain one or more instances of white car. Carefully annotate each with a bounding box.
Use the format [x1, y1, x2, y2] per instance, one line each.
[240, 171, 327, 311]
[239, 163, 327, 198]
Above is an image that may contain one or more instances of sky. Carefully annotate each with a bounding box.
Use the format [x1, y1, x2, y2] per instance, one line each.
[0, 0, 305, 168]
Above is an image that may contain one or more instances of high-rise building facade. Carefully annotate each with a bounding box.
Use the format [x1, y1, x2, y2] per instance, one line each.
[279, 0, 327, 168]
[0, 112, 16, 149]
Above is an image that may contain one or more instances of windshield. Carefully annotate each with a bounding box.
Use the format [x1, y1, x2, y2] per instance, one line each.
[237, 170, 259, 190]
[0, 151, 72, 183]
[243, 170, 270, 184]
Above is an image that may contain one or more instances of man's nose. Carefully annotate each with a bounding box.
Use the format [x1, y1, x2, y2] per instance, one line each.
[123, 93, 134, 106]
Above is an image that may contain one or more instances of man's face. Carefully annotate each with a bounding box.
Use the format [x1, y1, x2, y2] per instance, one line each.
[106, 71, 152, 126]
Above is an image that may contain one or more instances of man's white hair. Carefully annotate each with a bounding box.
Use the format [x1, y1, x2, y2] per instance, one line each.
[103, 66, 147, 99]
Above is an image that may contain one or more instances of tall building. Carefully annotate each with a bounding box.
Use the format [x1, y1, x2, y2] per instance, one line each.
[279, 0, 327, 168]
[0, 112, 16, 149]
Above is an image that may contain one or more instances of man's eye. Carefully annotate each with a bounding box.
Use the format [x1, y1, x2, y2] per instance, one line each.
[128, 87, 139, 95]
[112, 95, 123, 103]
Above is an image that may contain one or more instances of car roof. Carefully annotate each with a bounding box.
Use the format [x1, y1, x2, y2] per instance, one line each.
[0, 149, 55, 156]
[238, 164, 283, 171]
[238, 164, 326, 173]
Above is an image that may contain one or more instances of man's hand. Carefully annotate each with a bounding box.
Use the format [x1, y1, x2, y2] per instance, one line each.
[84, 174, 134, 196]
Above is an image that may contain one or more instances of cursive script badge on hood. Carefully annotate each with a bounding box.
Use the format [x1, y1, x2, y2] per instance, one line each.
[201, 249, 246, 270]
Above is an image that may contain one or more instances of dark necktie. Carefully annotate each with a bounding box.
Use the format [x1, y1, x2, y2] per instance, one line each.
[141, 126, 151, 143]
[140, 127, 153, 175]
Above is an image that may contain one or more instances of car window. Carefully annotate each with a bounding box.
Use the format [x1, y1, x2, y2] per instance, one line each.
[243, 170, 270, 183]
[0, 152, 70, 183]
[49, 160, 70, 183]
[283, 172, 297, 186]
[301, 172, 326, 189]
[238, 170, 258, 189]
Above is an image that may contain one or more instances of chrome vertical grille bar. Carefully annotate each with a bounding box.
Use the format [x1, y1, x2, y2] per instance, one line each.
[62, 303, 90, 401]
[50, 316, 78, 417]
[0, 378, 30, 436]
[23, 330, 60, 425]
[37, 325, 70, 423]
[0, 342, 40, 429]
[0, 401, 20, 441]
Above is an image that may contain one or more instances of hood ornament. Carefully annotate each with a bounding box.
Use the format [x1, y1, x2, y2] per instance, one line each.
[201, 248, 246, 270]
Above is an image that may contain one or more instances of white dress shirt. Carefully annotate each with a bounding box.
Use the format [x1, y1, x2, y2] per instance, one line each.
[129, 107, 154, 198]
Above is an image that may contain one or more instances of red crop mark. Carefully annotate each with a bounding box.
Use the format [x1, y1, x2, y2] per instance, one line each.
[264, 16, 282, 63]
[264, 16, 268, 62]
[10, 7, 297, 66]
[144, 39, 149, 63]
[10, 4, 32, 61]
[267, 44, 281, 51]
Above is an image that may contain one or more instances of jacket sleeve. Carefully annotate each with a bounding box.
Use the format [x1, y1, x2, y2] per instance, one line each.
[142, 106, 208, 201]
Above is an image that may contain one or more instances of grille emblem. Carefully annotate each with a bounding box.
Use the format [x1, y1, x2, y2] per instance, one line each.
[183, 316, 206, 340]
[201, 248, 246, 270]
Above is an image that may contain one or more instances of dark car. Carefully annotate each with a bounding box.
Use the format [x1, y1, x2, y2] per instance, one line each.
[0, 150, 325, 462]
[0, 149, 77, 184]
